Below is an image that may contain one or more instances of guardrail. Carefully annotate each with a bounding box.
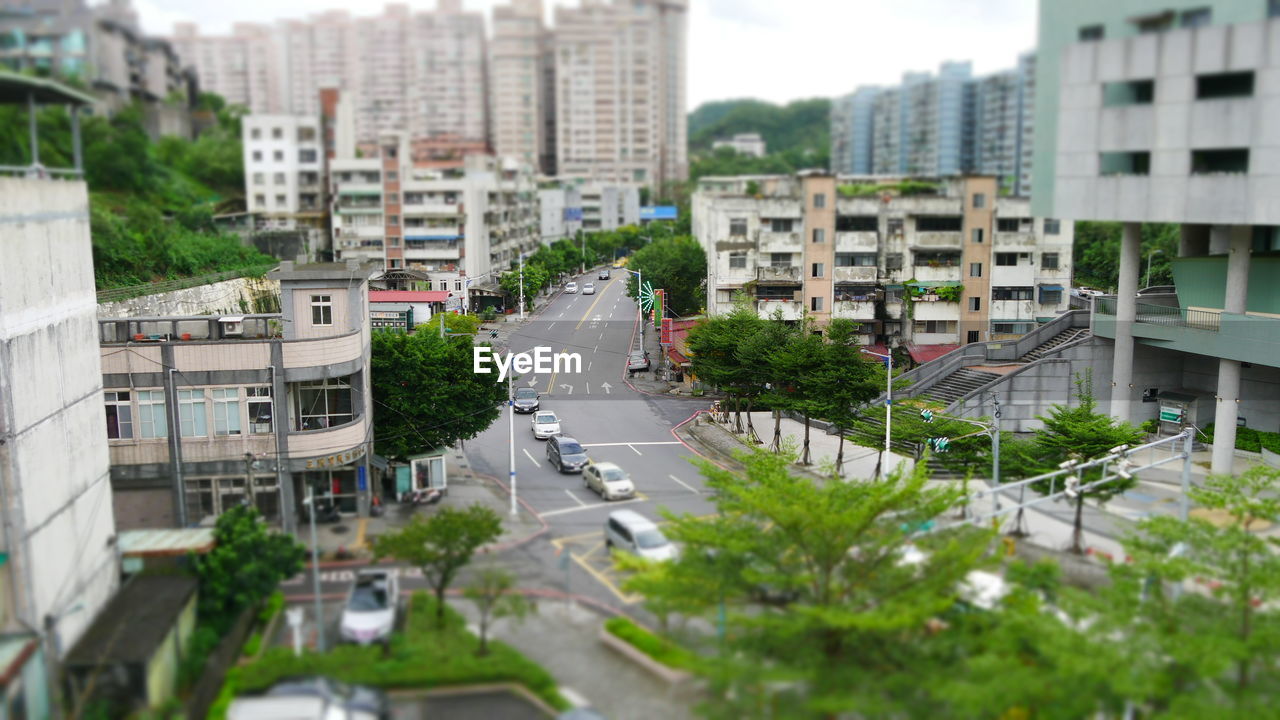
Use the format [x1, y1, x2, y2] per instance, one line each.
[96, 263, 279, 304]
[1094, 297, 1221, 331]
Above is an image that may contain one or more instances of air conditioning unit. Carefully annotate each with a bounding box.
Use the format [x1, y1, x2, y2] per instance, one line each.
[219, 316, 245, 337]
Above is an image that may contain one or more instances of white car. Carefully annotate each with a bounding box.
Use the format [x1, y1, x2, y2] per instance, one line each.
[583, 461, 635, 500]
[531, 411, 561, 439]
[565, 282, 578, 294]
[339, 569, 398, 645]
[605, 509, 676, 561]
[582, 282, 596, 295]
[1072, 287, 1104, 298]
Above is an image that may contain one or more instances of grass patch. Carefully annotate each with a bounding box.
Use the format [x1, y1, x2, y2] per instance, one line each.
[210, 593, 569, 719]
[603, 616, 699, 671]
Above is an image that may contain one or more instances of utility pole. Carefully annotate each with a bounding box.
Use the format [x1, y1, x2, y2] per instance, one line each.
[439, 311, 445, 338]
[991, 392, 1001, 517]
[508, 374, 517, 516]
[304, 488, 325, 652]
[518, 252, 525, 321]
[243, 452, 256, 507]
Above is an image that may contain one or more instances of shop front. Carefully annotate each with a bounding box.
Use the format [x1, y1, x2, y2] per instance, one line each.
[291, 446, 370, 518]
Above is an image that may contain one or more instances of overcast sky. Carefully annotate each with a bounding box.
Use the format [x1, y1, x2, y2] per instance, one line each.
[127, 0, 1038, 109]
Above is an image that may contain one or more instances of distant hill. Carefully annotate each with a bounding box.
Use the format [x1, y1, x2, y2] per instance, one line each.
[686, 97, 831, 179]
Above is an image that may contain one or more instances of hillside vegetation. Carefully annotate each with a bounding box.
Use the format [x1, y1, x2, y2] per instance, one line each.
[687, 97, 831, 180]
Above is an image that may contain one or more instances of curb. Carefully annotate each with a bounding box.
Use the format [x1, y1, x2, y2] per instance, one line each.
[598, 627, 693, 685]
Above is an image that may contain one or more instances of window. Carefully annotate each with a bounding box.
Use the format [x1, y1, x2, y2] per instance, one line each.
[299, 149, 317, 163]
[388, 215, 399, 226]
[251, 128, 262, 140]
[1078, 24, 1104, 41]
[252, 150, 262, 162]
[212, 388, 241, 436]
[887, 218, 904, 235]
[275, 194, 286, 206]
[253, 172, 264, 185]
[1191, 149, 1249, 174]
[104, 391, 132, 439]
[273, 172, 285, 185]
[972, 193, 986, 209]
[729, 251, 747, 269]
[811, 263, 824, 278]
[756, 286, 796, 300]
[1042, 252, 1059, 270]
[1040, 289, 1063, 305]
[311, 294, 333, 326]
[1180, 7, 1211, 27]
[813, 193, 826, 209]
[1100, 151, 1151, 176]
[769, 218, 794, 232]
[885, 253, 903, 270]
[971, 228, 984, 244]
[913, 320, 956, 334]
[1196, 71, 1254, 99]
[247, 387, 273, 434]
[137, 390, 167, 438]
[272, 127, 283, 139]
[1135, 13, 1173, 33]
[992, 287, 1034, 301]
[729, 218, 748, 236]
[995, 253, 1018, 266]
[993, 322, 1037, 335]
[1103, 79, 1155, 106]
[178, 389, 207, 438]
[298, 127, 316, 142]
[1272, 0, 1280, 18]
[969, 262, 983, 278]
[915, 251, 960, 267]
[969, 297, 981, 311]
[916, 216, 963, 232]
[254, 194, 265, 207]
[967, 330, 981, 344]
[1044, 218, 1061, 235]
[835, 253, 877, 267]
[811, 297, 824, 312]
[769, 252, 792, 268]
[294, 377, 355, 430]
[836, 215, 877, 232]
[455, 280, 463, 291]
[812, 228, 825, 243]
[996, 218, 1020, 233]
[270, 150, 282, 163]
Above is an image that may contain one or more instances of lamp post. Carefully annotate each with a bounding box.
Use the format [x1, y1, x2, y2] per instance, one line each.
[302, 488, 326, 652]
[860, 347, 892, 480]
[518, 253, 525, 321]
[1144, 248, 1163, 289]
[507, 373, 517, 516]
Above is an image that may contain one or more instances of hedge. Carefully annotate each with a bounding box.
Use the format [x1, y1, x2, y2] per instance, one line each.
[1201, 423, 1280, 455]
[603, 616, 699, 671]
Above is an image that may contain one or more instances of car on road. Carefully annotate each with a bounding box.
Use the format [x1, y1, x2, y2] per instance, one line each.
[546, 434, 590, 473]
[565, 281, 578, 294]
[513, 387, 540, 413]
[339, 570, 399, 645]
[582, 282, 596, 295]
[1071, 287, 1104, 298]
[626, 351, 651, 373]
[531, 411, 561, 439]
[229, 677, 390, 720]
[604, 509, 676, 561]
[598, 269, 610, 280]
[583, 461, 635, 500]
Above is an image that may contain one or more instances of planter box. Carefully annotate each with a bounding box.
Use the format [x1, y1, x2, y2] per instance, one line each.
[598, 627, 691, 685]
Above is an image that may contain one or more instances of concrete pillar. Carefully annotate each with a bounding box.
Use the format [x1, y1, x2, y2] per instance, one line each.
[1110, 222, 1141, 422]
[1210, 229, 1251, 475]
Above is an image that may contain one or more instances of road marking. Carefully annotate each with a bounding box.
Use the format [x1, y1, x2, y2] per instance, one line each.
[546, 322, 556, 330]
[541, 493, 648, 518]
[598, 332, 604, 340]
[593, 345, 598, 353]
[588, 361, 593, 371]
[579, 441, 682, 447]
[669, 474, 700, 494]
[574, 276, 616, 330]
[527, 377, 537, 387]
[564, 489, 587, 507]
[522, 448, 541, 468]
[544, 346, 569, 394]
[586, 382, 590, 395]
[352, 517, 368, 549]
[629, 444, 643, 456]
[559, 383, 573, 395]
[560, 688, 589, 708]
[558, 312, 564, 318]
[599, 381, 612, 394]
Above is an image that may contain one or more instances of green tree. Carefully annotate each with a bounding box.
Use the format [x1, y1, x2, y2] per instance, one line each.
[463, 566, 535, 656]
[769, 321, 826, 464]
[687, 297, 763, 435]
[369, 330, 507, 460]
[373, 504, 503, 629]
[1073, 221, 1180, 291]
[810, 319, 882, 473]
[624, 235, 707, 315]
[189, 504, 306, 633]
[500, 264, 549, 310]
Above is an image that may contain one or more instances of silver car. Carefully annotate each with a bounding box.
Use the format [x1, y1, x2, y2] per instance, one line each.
[565, 281, 578, 294]
[583, 461, 635, 500]
[582, 282, 596, 295]
[339, 569, 398, 645]
[531, 411, 561, 439]
[604, 509, 676, 561]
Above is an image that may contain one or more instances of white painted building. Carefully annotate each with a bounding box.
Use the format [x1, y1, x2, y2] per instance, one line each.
[712, 133, 767, 158]
[241, 114, 326, 233]
[539, 185, 583, 243]
[580, 184, 640, 232]
[0, 178, 120, 716]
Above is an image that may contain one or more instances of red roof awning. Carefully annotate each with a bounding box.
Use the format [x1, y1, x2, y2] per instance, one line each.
[862, 343, 889, 357]
[906, 343, 960, 364]
[369, 290, 450, 303]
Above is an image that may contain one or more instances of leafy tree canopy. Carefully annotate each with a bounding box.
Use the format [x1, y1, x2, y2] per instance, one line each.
[189, 504, 306, 633]
[624, 234, 707, 315]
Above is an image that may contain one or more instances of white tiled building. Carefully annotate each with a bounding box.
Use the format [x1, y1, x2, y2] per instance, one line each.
[241, 115, 326, 233]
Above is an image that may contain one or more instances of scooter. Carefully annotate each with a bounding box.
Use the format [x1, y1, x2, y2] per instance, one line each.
[400, 487, 443, 506]
[300, 498, 342, 524]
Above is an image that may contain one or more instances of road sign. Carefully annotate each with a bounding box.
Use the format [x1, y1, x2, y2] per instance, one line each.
[660, 317, 673, 345]
[638, 281, 655, 312]
[653, 289, 664, 329]
[1159, 406, 1183, 422]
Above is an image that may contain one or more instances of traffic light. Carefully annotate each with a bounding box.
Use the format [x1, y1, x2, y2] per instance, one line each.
[927, 437, 950, 453]
[920, 409, 935, 423]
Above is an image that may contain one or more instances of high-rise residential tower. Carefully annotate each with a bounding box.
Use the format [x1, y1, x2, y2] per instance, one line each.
[490, 0, 549, 173]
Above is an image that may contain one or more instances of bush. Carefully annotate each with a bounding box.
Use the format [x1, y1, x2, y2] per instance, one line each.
[603, 616, 699, 671]
[1140, 419, 1158, 435]
[1201, 423, 1280, 454]
[258, 590, 285, 625]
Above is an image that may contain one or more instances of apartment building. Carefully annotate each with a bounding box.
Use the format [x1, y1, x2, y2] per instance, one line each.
[1035, 0, 1280, 475]
[552, 0, 688, 186]
[242, 115, 327, 234]
[973, 52, 1036, 197]
[831, 87, 882, 175]
[694, 173, 1072, 355]
[490, 0, 551, 174]
[712, 133, 767, 158]
[1, 175, 121, 717]
[539, 185, 583, 243]
[331, 136, 539, 301]
[99, 261, 378, 534]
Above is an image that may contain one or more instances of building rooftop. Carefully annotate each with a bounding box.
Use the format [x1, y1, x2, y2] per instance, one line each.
[0, 70, 96, 106]
[65, 575, 199, 666]
[369, 290, 450, 303]
[118, 528, 216, 558]
[269, 260, 380, 281]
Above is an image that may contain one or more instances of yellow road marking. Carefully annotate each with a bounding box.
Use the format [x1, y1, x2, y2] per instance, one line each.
[351, 517, 368, 550]
[544, 346, 569, 395]
[574, 275, 619, 331]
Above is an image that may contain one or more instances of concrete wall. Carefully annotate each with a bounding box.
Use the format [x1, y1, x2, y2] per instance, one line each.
[0, 179, 119, 659]
[97, 276, 280, 319]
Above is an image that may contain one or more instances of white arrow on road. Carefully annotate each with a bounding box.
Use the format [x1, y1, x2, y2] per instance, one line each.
[599, 382, 612, 394]
[527, 377, 537, 387]
[559, 384, 574, 395]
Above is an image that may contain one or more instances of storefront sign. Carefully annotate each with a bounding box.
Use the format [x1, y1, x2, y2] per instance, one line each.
[1159, 406, 1184, 423]
[305, 447, 366, 469]
[660, 317, 672, 345]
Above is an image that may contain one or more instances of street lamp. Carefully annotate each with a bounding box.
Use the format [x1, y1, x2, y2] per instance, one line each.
[860, 347, 892, 480]
[1144, 248, 1164, 289]
[302, 488, 326, 652]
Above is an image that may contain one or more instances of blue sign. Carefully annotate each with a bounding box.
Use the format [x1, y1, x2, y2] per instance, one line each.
[640, 206, 678, 221]
[357, 465, 367, 492]
[563, 207, 583, 221]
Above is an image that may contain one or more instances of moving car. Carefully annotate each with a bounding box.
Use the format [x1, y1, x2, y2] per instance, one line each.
[546, 434, 590, 473]
[565, 281, 578, 294]
[1071, 287, 1104, 298]
[582, 282, 596, 295]
[604, 509, 676, 561]
[583, 461, 635, 500]
[598, 269, 610, 280]
[229, 677, 390, 720]
[531, 411, 561, 439]
[513, 387, 540, 413]
[339, 570, 399, 645]
[626, 351, 651, 373]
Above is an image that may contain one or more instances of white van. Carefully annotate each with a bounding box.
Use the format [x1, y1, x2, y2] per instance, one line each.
[604, 509, 676, 561]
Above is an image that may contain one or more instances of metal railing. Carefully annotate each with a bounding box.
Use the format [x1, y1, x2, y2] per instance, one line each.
[1095, 297, 1221, 331]
[96, 263, 279, 304]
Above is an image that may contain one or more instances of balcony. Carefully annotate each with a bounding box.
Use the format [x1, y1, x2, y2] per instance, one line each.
[287, 413, 370, 460]
[990, 263, 1035, 287]
[756, 299, 804, 321]
[910, 265, 962, 283]
[832, 266, 877, 283]
[833, 300, 876, 320]
[757, 231, 801, 254]
[756, 266, 802, 284]
[835, 231, 878, 251]
[911, 232, 962, 249]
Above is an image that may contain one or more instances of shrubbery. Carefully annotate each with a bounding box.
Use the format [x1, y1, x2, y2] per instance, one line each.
[603, 616, 698, 671]
[1201, 423, 1280, 454]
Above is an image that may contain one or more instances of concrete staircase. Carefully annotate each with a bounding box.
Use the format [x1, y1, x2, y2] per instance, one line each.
[919, 368, 1001, 405]
[1019, 326, 1090, 361]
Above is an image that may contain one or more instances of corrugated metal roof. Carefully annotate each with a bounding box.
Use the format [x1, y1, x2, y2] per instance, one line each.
[118, 528, 216, 557]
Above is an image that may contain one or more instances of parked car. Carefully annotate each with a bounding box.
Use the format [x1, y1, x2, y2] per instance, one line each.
[604, 509, 676, 561]
[1071, 287, 1104, 298]
[583, 461, 635, 500]
[626, 351, 651, 373]
[546, 434, 590, 473]
[582, 282, 596, 295]
[229, 677, 390, 720]
[339, 570, 399, 645]
[531, 411, 562, 439]
[565, 281, 578, 294]
[598, 269, 610, 280]
[513, 387, 540, 413]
